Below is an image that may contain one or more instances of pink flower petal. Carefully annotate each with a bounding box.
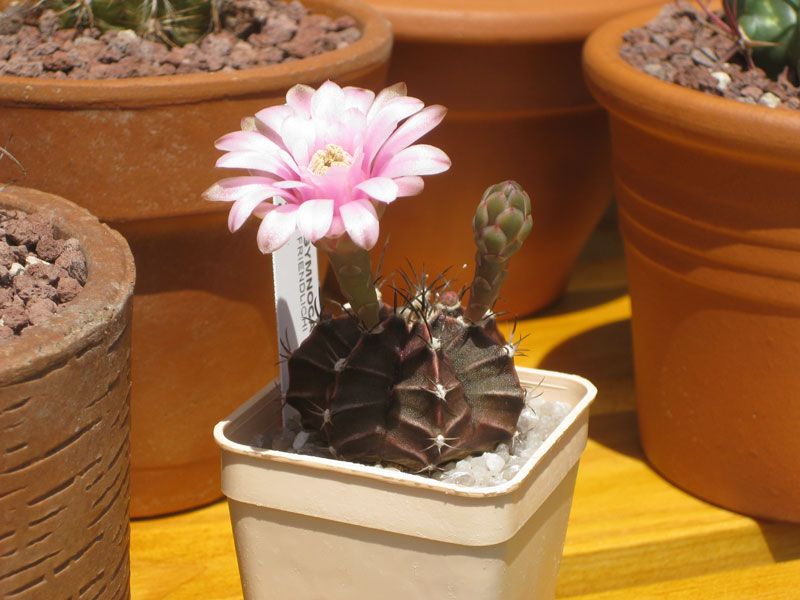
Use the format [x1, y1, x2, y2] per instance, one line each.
[280, 116, 316, 168]
[273, 180, 312, 190]
[254, 105, 292, 149]
[362, 96, 425, 169]
[339, 199, 379, 250]
[286, 84, 315, 117]
[256, 203, 298, 253]
[343, 86, 376, 114]
[372, 105, 447, 173]
[228, 196, 271, 232]
[354, 177, 399, 203]
[376, 144, 451, 179]
[366, 82, 408, 122]
[202, 176, 281, 203]
[394, 176, 425, 197]
[216, 151, 296, 179]
[215, 130, 282, 154]
[310, 81, 345, 123]
[296, 199, 334, 242]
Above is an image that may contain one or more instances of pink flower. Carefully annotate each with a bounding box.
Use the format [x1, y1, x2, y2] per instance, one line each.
[204, 81, 450, 252]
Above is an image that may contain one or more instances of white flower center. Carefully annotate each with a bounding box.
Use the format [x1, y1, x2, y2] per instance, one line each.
[309, 144, 353, 175]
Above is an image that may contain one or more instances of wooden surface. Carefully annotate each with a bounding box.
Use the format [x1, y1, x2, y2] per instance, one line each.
[129, 210, 800, 599]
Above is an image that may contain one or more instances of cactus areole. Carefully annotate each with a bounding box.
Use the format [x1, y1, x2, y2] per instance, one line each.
[207, 82, 533, 471]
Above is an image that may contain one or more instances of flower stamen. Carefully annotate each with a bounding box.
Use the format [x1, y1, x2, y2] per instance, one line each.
[309, 144, 354, 175]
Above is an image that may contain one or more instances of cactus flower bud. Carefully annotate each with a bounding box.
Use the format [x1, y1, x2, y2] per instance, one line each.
[473, 181, 533, 260]
[465, 181, 532, 323]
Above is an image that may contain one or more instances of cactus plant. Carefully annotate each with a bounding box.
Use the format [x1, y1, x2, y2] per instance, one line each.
[7, 0, 220, 46]
[697, 0, 800, 79]
[206, 81, 532, 472]
[286, 181, 532, 471]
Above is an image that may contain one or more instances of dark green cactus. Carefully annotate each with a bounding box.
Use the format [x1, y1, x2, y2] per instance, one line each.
[284, 182, 532, 472]
[734, 0, 799, 78]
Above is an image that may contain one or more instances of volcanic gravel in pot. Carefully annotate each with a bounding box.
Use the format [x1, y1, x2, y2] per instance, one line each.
[619, 3, 800, 110]
[0, 0, 362, 79]
[0, 208, 86, 338]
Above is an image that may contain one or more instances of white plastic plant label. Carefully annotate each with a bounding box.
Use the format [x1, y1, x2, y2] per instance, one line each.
[271, 204, 320, 408]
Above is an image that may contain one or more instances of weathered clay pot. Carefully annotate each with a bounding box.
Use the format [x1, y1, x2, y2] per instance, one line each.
[0, 0, 392, 516]
[0, 186, 135, 598]
[583, 6, 800, 522]
[359, 0, 662, 317]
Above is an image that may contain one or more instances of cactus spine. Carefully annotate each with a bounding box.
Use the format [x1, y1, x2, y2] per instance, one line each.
[285, 181, 533, 472]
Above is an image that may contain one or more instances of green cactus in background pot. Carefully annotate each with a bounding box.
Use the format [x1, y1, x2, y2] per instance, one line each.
[7, 0, 221, 46]
[734, 0, 800, 79]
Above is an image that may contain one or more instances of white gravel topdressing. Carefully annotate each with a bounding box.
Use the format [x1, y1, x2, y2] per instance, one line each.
[264, 386, 571, 489]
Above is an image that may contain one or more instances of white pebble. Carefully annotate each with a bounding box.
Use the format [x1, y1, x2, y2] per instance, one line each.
[711, 71, 731, 90]
[9, 262, 24, 277]
[484, 453, 505, 473]
[517, 407, 537, 432]
[25, 255, 48, 266]
[503, 464, 521, 481]
[759, 92, 781, 108]
[292, 430, 310, 450]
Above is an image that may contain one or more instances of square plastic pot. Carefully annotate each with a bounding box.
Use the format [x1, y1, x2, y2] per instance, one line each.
[214, 367, 596, 600]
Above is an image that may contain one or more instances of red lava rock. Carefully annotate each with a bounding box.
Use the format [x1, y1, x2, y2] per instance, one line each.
[2, 55, 43, 77]
[0, 241, 14, 267]
[37, 9, 60, 36]
[35, 235, 65, 262]
[5, 212, 52, 247]
[0, 0, 362, 79]
[1, 210, 86, 338]
[620, 4, 800, 109]
[26, 296, 57, 325]
[200, 31, 237, 56]
[43, 50, 75, 72]
[31, 40, 58, 56]
[740, 84, 764, 100]
[55, 248, 87, 285]
[56, 277, 82, 303]
[14, 273, 57, 303]
[1, 305, 28, 332]
[26, 262, 66, 286]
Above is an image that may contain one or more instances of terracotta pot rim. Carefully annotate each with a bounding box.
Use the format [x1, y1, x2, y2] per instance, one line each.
[0, 0, 392, 109]
[361, 0, 667, 43]
[582, 4, 800, 162]
[0, 185, 135, 385]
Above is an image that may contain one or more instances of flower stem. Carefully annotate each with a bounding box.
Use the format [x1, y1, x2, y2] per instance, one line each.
[319, 237, 380, 329]
[464, 253, 509, 323]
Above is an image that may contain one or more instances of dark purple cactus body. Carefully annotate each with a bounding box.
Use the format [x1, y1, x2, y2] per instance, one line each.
[286, 301, 526, 471]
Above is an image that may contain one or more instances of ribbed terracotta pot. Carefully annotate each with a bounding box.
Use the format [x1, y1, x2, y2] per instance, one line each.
[358, 0, 662, 317]
[0, 0, 392, 517]
[583, 6, 800, 522]
[0, 186, 135, 598]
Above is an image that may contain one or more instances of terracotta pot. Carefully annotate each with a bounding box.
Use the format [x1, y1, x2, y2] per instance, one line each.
[215, 367, 596, 600]
[357, 0, 662, 318]
[0, 186, 135, 598]
[583, 6, 800, 522]
[0, 0, 392, 517]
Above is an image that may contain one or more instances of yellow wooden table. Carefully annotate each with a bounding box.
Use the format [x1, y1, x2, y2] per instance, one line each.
[130, 213, 800, 599]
